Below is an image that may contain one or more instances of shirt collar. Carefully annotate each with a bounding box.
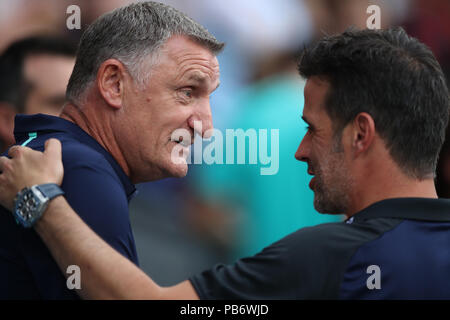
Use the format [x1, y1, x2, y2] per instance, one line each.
[14, 114, 136, 200]
[349, 197, 450, 223]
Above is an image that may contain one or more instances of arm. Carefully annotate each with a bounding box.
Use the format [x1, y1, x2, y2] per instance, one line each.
[0, 139, 199, 300]
[35, 196, 197, 299]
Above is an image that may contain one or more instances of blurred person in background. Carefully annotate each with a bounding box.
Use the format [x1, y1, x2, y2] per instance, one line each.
[400, 0, 450, 198]
[436, 125, 450, 198]
[0, 0, 67, 52]
[305, 0, 410, 37]
[403, 0, 450, 84]
[0, 36, 76, 152]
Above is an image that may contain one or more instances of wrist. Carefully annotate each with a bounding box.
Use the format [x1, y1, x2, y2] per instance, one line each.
[34, 196, 65, 233]
[13, 183, 64, 228]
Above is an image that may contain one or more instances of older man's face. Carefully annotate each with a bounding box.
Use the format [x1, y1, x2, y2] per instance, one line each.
[118, 35, 220, 183]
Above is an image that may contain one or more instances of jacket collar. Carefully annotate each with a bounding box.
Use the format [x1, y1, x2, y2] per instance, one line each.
[14, 114, 136, 200]
[350, 197, 450, 223]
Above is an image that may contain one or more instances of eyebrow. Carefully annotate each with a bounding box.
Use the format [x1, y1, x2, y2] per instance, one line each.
[302, 115, 316, 129]
[188, 74, 207, 83]
[187, 74, 220, 91]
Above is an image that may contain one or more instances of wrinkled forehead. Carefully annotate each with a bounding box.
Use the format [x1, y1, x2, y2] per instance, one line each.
[159, 35, 220, 82]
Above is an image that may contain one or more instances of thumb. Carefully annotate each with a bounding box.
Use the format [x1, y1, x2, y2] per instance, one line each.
[44, 138, 62, 160]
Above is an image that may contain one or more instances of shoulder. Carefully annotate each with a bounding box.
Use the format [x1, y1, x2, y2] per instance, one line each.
[261, 219, 398, 298]
[61, 138, 111, 170]
[25, 132, 113, 173]
[34, 134, 130, 215]
[190, 222, 355, 299]
[270, 221, 353, 253]
[190, 219, 399, 299]
[50, 135, 122, 186]
[59, 139, 125, 198]
[274, 217, 400, 254]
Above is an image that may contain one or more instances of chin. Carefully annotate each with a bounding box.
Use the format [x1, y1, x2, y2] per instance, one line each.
[165, 160, 189, 178]
[135, 160, 188, 182]
[172, 165, 188, 178]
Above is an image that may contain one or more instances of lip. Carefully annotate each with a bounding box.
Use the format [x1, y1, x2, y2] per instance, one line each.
[173, 140, 190, 147]
[309, 176, 316, 190]
[169, 135, 195, 147]
[170, 140, 191, 159]
[171, 140, 191, 150]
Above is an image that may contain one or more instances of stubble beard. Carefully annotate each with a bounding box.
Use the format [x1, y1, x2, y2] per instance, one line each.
[313, 150, 352, 215]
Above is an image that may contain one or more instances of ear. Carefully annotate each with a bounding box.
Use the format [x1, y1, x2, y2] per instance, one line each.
[0, 103, 16, 149]
[351, 112, 375, 157]
[96, 59, 128, 110]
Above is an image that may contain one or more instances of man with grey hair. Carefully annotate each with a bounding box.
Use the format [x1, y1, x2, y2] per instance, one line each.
[0, 1, 223, 299]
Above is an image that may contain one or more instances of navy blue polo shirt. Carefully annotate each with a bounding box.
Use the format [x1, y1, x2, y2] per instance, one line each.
[190, 197, 450, 299]
[0, 114, 139, 299]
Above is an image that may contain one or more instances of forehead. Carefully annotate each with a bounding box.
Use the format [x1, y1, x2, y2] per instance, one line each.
[155, 35, 220, 83]
[303, 76, 331, 121]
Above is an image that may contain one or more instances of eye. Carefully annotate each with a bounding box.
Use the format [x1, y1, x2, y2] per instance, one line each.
[305, 125, 315, 136]
[183, 89, 192, 98]
[177, 87, 195, 102]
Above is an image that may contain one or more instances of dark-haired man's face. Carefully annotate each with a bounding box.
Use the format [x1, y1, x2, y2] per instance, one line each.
[295, 77, 353, 214]
[23, 54, 75, 116]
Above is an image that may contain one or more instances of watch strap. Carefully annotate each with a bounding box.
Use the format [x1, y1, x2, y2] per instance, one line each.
[35, 183, 64, 200]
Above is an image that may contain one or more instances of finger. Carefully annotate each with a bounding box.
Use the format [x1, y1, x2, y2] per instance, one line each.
[0, 156, 11, 173]
[44, 138, 62, 160]
[8, 145, 21, 159]
[8, 145, 33, 159]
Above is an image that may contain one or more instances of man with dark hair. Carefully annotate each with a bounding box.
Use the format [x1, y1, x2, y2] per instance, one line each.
[0, 36, 76, 152]
[1, 27, 449, 299]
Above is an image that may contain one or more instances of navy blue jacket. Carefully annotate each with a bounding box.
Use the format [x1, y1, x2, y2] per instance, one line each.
[191, 197, 450, 299]
[0, 114, 139, 299]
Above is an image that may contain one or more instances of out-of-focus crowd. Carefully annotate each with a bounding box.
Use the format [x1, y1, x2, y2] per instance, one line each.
[0, 0, 449, 285]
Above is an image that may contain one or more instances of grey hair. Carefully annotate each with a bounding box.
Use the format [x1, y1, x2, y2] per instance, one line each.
[66, 1, 224, 104]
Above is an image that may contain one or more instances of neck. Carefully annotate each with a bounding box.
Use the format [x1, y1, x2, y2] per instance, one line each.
[60, 102, 131, 177]
[347, 168, 438, 218]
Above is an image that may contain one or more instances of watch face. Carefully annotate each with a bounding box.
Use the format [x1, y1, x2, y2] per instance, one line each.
[16, 190, 38, 222]
[14, 187, 48, 228]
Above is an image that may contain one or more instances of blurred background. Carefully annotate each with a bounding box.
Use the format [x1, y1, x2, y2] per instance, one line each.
[0, 0, 449, 286]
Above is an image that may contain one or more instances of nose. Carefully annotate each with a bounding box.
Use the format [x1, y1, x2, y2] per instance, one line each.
[295, 133, 310, 163]
[189, 98, 214, 139]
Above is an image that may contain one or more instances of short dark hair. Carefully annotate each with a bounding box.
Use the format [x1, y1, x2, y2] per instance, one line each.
[0, 35, 76, 113]
[298, 27, 450, 179]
